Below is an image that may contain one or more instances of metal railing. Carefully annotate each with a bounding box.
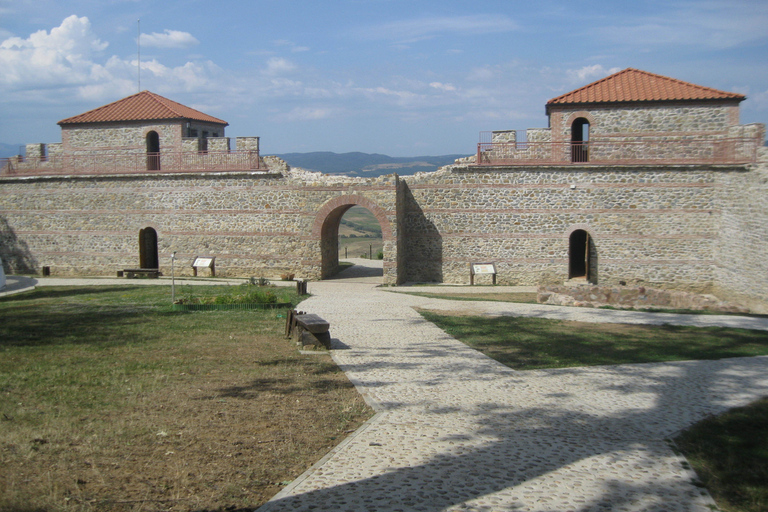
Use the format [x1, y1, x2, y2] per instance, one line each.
[476, 137, 761, 166]
[1, 150, 263, 177]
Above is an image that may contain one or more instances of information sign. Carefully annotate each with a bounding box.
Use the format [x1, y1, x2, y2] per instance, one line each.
[192, 256, 216, 277]
[470, 262, 497, 285]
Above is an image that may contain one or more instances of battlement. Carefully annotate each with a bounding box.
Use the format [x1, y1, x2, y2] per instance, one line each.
[2, 136, 265, 177]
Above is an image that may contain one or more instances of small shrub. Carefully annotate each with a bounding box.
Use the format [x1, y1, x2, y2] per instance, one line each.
[377, 251, 384, 260]
[176, 284, 284, 305]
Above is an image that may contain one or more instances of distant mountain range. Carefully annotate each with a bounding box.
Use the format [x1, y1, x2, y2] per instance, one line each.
[0, 143, 22, 158]
[275, 152, 470, 176]
[0, 144, 467, 177]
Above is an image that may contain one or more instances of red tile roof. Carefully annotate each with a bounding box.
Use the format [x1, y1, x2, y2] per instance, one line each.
[58, 91, 228, 126]
[547, 68, 745, 110]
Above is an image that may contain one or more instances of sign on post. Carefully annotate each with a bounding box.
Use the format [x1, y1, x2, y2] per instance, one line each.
[192, 256, 216, 277]
[470, 262, 497, 285]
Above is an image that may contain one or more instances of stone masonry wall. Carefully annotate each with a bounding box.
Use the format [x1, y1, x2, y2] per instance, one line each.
[714, 148, 768, 313]
[550, 103, 740, 143]
[0, 165, 400, 284]
[403, 164, 723, 290]
[62, 122, 181, 153]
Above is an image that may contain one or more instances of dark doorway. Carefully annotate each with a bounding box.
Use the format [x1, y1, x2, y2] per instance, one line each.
[139, 227, 159, 269]
[569, 229, 590, 280]
[146, 131, 160, 170]
[571, 118, 589, 163]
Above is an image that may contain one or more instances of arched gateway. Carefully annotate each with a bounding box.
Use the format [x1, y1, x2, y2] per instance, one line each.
[312, 195, 395, 280]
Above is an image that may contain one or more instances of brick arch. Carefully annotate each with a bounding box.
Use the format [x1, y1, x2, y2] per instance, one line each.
[564, 111, 597, 126]
[311, 195, 393, 239]
[312, 195, 393, 279]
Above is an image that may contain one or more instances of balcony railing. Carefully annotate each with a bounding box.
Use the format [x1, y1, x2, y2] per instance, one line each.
[1, 150, 264, 177]
[476, 137, 761, 166]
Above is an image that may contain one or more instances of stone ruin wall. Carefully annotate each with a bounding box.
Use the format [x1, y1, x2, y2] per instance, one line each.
[403, 164, 723, 291]
[713, 147, 768, 313]
[0, 162, 400, 283]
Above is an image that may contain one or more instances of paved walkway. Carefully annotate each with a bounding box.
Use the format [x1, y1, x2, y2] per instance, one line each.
[260, 261, 768, 512]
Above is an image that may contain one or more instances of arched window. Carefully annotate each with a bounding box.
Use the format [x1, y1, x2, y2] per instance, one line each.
[146, 131, 160, 170]
[571, 118, 590, 163]
[139, 227, 159, 269]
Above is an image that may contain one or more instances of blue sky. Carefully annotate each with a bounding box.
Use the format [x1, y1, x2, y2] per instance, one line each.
[1, 0, 767, 156]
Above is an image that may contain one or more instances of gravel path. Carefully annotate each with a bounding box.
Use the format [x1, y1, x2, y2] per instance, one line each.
[260, 261, 768, 512]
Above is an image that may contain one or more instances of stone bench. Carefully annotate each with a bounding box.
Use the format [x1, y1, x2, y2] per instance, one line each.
[121, 268, 162, 279]
[285, 310, 331, 349]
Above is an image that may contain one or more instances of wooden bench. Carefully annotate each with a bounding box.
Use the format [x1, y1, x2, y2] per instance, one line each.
[285, 310, 331, 349]
[122, 268, 162, 279]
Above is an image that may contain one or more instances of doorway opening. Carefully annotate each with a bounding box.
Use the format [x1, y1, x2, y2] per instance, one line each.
[146, 131, 160, 170]
[314, 196, 391, 282]
[571, 118, 590, 163]
[338, 206, 383, 261]
[139, 227, 159, 269]
[569, 229, 592, 281]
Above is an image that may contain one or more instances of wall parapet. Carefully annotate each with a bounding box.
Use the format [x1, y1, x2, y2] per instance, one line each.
[1, 149, 264, 177]
[476, 136, 761, 166]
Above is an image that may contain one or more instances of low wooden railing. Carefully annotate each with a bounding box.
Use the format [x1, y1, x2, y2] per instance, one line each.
[476, 137, 761, 166]
[1, 150, 263, 177]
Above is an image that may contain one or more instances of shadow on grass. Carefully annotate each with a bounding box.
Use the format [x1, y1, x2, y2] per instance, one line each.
[0, 285, 152, 302]
[209, 360, 351, 399]
[0, 306, 176, 348]
[420, 313, 768, 370]
[0, 287, 178, 348]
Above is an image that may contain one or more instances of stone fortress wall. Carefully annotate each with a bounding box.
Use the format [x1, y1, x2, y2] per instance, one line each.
[0, 166, 401, 283]
[3, 150, 768, 311]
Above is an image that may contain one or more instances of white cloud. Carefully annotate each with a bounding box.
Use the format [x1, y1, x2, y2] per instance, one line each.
[264, 57, 297, 76]
[357, 14, 518, 44]
[0, 15, 107, 88]
[360, 86, 420, 105]
[273, 39, 310, 53]
[429, 82, 457, 92]
[140, 29, 199, 49]
[566, 65, 622, 85]
[0, 16, 221, 104]
[284, 106, 333, 121]
[595, 1, 768, 50]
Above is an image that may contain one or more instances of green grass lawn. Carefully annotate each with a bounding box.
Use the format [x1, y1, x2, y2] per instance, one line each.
[419, 310, 768, 512]
[675, 398, 768, 512]
[0, 285, 372, 511]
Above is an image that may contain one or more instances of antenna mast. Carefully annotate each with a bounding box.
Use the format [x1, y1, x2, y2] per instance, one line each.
[137, 19, 141, 92]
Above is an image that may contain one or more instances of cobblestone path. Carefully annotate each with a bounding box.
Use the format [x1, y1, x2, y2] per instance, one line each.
[259, 268, 768, 512]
